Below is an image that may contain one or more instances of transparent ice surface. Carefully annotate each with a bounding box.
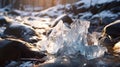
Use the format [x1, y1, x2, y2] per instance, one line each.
[43, 20, 107, 59]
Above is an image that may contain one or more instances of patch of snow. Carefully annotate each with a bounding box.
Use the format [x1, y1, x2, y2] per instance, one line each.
[9, 22, 23, 27]
[65, 4, 72, 10]
[19, 61, 32, 67]
[92, 11, 118, 18]
[6, 61, 18, 67]
[80, 12, 93, 19]
[13, 10, 32, 16]
[0, 16, 5, 19]
[76, 0, 114, 8]
[97, 0, 113, 4]
[0, 27, 6, 36]
[23, 17, 51, 29]
[26, 20, 49, 28]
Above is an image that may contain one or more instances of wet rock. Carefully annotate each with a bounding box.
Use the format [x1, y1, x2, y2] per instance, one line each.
[111, 7, 120, 13]
[85, 53, 120, 67]
[0, 39, 46, 66]
[99, 36, 114, 53]
[74, 0, 120, 15]
[90, 17, 102, 25]
[73, 0, 120, 24]
[72, 5, 87, 15]
[99, 20, 120, 52]
[51, 14, 73, 27]
[90, 1, 120, 14]
[7, 10, 20, 16]
[113, 41, 120, 53]
[0, 16, 9, 26]
[2, 23, 41, 43]
[102, 20, 120, 39]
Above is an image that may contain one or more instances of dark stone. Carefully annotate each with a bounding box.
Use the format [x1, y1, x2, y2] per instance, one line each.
[7, 10, 20, 16]
[111, 7, 120, 13]
[71, 2, 87, 15]
[90, 1, 120, 14]
[3, 23, 40, 43]
[0, 39, 46, 66]
[99, 20, 120, 52]
[102, 20, 120, 39]
[61, 15, 73, 25]
[73, 0, 120, 15]
[51, 14, 73, 27]
[0, 17, 9, 27]
[99, 36, 115, 53]
[74, 7, 88, 15]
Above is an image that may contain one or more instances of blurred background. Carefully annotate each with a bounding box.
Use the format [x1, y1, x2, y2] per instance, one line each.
[0, 0, 78, 10]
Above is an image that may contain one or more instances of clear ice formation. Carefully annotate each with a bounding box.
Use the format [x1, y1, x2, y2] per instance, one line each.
[44, 20, 107, 60]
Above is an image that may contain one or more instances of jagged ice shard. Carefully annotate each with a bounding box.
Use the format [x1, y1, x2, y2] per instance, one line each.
[44, 20, 107, 60]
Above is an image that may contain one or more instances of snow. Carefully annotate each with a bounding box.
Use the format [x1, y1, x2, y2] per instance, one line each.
[80, 12, 93, 19]
[24, 18, 50, 29]
[97, 0, 113, 4]
[92, 10, 118, 19]
[0, 27, 6, 36]
[19, 61, 33, 67]
[6, 61, 19, 67]
[76, 0, 114, 8]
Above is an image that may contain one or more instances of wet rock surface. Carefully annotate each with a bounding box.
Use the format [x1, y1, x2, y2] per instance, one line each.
[100, 20, 120, 50]
[0, 39, 46, 66]
[2, 23, 41, 43]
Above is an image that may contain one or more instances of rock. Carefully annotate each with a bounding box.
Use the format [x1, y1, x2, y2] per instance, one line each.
[113, 41, 120, 53]
[102, 20, 120, 39]
[51, 14, 73, 27]
[0, 16, 9, 26]
[111, 6, 120, 13]
[99, 20, 120, 52]
[99, 36, 114, 53]
[73, 0, 120, 24]
[7, 10, 20, 16]
[2, 23, 41, 43]
[0, 39, 46, 66]
[74, 0, 120, 15]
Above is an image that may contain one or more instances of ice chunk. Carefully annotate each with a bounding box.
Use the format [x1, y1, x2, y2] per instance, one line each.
[60, 20, 90, 55]
[42, 19, 106, 59]
[81, 45, 107, 60]
[46, 20, 69, 54]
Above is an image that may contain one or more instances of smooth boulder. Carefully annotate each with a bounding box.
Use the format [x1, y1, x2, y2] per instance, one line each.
[0, 39, 46, 66]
